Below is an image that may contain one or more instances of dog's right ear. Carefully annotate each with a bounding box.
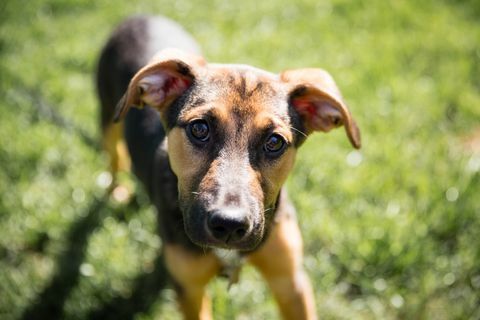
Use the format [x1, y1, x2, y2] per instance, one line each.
[281, 68, 361, 149]
[114, 48, 206, 122]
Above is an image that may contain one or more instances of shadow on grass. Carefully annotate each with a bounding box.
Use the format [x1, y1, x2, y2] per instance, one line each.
[21, 194, 169, 320]
[21, 195, 108, 320]
[8, 66, 170, 319]
[88, 252, 168, 320]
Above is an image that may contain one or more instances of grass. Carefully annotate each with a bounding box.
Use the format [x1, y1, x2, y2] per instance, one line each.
[1, 0, 480, 319]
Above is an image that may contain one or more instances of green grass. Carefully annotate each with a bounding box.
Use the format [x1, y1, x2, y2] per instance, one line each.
[1, 0, 480, 319]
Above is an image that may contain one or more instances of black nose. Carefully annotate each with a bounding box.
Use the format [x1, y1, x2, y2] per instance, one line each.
[207, 209, 250, 243]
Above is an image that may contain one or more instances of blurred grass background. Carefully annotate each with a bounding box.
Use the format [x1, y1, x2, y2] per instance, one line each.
[1, 0, 480, 319]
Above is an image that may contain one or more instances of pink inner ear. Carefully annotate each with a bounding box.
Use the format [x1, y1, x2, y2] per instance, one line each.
[292, 99, 317, 118]
[292, 98, 343, 132]
[138, 73, 191, 107]
[165, 77, 191, 97]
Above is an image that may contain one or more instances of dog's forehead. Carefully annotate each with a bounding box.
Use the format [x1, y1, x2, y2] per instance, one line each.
[206, 63, 281, 101]
[181, 64, 291, 124]
[208, 63, 278, 80]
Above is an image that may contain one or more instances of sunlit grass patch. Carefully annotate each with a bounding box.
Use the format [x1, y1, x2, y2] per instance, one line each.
[1, 0, 479, 319]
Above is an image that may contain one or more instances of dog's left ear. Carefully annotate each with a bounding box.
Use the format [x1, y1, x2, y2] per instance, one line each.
[281, 68, 361, 149]
[114, 48, 206, 122]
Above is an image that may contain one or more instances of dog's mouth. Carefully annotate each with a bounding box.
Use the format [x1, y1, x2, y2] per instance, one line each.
[183, 204, 264, 251]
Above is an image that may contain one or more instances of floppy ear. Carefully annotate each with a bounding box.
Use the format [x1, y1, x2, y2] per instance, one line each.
[114, 48, 206, 121]
[281, 68, 361, 149]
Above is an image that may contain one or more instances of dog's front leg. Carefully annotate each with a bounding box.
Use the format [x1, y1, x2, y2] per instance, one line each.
[164, 245, 221, 320]
[248, 209, 317, 320]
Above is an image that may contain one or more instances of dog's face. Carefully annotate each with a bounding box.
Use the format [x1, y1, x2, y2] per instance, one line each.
[116, 49, 360, 251]
[165, 66, 300, 251]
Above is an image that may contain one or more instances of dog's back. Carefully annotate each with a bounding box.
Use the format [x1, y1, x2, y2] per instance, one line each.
[97, 15, 200, 192]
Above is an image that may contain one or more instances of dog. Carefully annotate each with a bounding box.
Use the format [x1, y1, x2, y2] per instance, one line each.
[97, 15, 360, 320]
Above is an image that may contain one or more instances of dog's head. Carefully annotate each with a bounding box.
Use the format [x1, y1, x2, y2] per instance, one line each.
[115, 49, 360, 251]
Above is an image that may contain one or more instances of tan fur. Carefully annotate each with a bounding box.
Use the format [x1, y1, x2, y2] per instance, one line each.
[248, 204, 316, 320]
[261, 148, 297, 206]
[167, 127, 205, 198]
[164, 245, 221, 320]
[102, 122, 131, 179]
[252, 111, 297, 205]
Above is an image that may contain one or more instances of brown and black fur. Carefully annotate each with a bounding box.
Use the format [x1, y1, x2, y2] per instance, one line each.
[97, 15, 360, 320]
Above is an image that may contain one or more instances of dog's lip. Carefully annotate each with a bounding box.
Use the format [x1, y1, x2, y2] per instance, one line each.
[194, 237, 261, 251]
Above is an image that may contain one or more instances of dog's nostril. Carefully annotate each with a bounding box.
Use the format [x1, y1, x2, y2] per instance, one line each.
[212, 225, 227, 234]
[234, 228, 246, 238]
[207, 210, 249, 243]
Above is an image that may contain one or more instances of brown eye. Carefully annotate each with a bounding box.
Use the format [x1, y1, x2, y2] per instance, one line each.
[264, 133, 286, 155]
[188, 120, 210, 142]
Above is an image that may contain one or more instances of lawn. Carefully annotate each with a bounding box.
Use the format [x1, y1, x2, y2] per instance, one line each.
[1, 0, 479, 319]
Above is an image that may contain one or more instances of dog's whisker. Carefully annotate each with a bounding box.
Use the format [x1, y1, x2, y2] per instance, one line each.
[290, 126, 307, 138]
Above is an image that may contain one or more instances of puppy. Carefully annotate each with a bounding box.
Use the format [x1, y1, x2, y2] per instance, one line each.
[97, 15, 360, 320]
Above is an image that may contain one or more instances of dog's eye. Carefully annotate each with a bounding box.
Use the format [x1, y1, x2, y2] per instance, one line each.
[264, 133, 286, 155]
[188, 119, 210, 143]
